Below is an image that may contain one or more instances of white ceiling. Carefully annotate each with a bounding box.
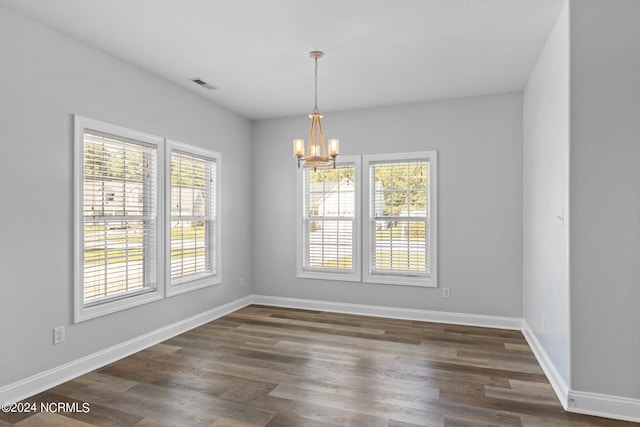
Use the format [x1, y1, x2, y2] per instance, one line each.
[0, 0, 564, 120]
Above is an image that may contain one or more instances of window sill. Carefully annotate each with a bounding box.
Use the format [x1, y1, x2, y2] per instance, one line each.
[297, 270, 361, 282]
[363, 273, 437, 288]
[74, 288, 164, 323]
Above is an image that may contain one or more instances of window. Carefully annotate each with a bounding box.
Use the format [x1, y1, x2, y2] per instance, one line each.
[166, 140, 221, 295]
[364, 152, 437, 287]
[297, 156, 361, 281]
[74, 117, 222, 322]
[74, 116, 163, 322]
[297, 151, 437, 287]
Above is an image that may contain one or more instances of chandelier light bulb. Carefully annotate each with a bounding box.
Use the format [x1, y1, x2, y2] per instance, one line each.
[328, 139, 339, 157]
[293, 139, 304, 157]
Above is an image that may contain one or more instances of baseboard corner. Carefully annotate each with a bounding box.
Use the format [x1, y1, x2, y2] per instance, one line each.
[566, 390, 640, 423]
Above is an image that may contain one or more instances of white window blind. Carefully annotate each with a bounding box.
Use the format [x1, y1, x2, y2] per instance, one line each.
[170, 151, 217, 284]
[370, 160, 429, 276]
[82, 130, 157, 306]
[302, 164, 356, 274]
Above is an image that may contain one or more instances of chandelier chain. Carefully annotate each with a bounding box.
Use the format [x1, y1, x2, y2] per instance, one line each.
[314, 56, 319, 114]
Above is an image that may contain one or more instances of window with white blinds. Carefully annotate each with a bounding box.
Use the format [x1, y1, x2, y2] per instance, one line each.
[167, 141, 220, 294]
[298, 156, 361, 281]
[75, 118, 223, 320]
[75, 116, 163, 322]
[363, 152, 437, 287]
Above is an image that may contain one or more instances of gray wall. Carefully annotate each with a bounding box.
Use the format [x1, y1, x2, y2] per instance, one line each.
[523, 1, 571, 385]
[570, 0, 640, 399]
[0, 7, 253, 386]
[252, 93, 523, 317]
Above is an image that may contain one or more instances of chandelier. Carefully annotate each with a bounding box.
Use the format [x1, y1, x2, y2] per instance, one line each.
[293, 51, 339, 170]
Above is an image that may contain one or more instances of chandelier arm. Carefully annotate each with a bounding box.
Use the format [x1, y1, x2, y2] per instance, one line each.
[317, 116, 325, 156]
[307, 116, 314, 157]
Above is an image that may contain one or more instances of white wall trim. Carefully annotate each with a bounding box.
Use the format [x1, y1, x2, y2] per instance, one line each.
[0, 295, 252, 404]
[521, 319, 570, 408]
[252, 295, 522, 330]
[566, 391, 640, 423]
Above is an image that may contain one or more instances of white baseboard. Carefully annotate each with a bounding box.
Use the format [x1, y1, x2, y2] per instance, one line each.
[0, 295, 252, 404]
[567, 390, 640, 423]
[251, 294, 523, 330]
[521, 319, 570, 408]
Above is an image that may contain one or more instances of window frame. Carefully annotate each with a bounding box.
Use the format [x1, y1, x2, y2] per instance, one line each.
[74, 115, 164, 323]
[165, 140, 221, 296]
[362, 151, 437, 287]
[297, 155, 361, 282]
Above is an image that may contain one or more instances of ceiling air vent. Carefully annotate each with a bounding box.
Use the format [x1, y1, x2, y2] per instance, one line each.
[189, 77, 217, 91]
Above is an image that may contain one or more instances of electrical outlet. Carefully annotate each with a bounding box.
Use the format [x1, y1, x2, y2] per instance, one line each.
[442, 287, 451, 298]
[239, 276, 245, 287]
[53, 326, 65, 345]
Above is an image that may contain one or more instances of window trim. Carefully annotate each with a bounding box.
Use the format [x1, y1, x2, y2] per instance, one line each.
[74, 115, 165, 323]
[297, 155, 362, 282]
[362, 151, 438, 287]
[165, 139, 222, 296]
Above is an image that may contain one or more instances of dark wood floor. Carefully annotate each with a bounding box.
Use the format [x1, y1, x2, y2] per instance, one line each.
[2, 305, 637, 427]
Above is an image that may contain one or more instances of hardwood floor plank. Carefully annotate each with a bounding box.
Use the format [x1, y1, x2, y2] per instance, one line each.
[75, 372, 140, 394]
[130, 418, 175, 427]
[209, 417, 265, 427]
[13, 412, 96, 427]
[264, 411, 345, 427]
[70, 390, 208, 426]
[443, 415, 520, 427]
[124, 383, 275, 426]
[269, 383, 443, 425]
[519, 413, 636, 427]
